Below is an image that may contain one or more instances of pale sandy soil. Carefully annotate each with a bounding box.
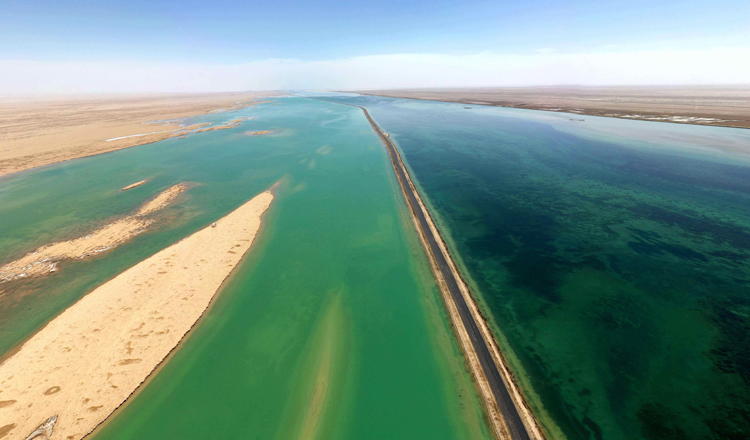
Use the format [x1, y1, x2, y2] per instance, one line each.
[0, 93, 280, 177]
[120, 180, 147, 191]
[0, 190, 274, 440]
[354, 86, 750, 129]
[0, 184, 186, 283]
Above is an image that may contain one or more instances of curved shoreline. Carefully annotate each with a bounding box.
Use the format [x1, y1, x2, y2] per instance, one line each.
[0, 190, 275, 440]
[316, 97, 545, 440]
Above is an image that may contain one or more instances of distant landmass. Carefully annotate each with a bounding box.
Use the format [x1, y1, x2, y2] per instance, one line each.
[353, 85, 750, 129]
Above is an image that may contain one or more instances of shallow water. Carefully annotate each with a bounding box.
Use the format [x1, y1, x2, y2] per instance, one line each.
[0, 98, 492, 439]
[321, 94, 750, 440]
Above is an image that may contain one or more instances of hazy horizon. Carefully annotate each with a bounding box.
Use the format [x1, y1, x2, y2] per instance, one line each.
[2, 0, 749, 94]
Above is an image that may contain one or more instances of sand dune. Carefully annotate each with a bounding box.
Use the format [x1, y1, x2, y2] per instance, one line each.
[0, 190, 274, 440]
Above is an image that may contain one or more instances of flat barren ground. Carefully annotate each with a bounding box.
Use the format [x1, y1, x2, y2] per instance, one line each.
[0, 92, 280, 176]
[354, 86, 750, 128]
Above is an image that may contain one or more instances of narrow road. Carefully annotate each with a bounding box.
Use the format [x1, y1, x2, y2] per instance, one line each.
[314, 98, 533, 440]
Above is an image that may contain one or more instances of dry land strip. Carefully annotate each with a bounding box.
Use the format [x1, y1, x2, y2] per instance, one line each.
[0, 190, 274, 440]
[354, 86, 750, 129]
[120, 180, 148, 191]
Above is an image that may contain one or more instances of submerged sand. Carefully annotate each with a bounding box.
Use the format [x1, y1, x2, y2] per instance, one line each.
[0, 190, 274, 440]
[0, 184, 186, 283]
[194, 117, 249, 133]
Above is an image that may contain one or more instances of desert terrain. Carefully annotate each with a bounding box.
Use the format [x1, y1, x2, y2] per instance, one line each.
[0, 92, 280, 177]
[354, 86, 750, 128]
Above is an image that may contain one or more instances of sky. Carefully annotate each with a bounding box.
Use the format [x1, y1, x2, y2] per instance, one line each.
[2, 0, 749, 93]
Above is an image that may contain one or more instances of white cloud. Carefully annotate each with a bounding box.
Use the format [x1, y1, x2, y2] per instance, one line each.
[1, 47, 749, 94]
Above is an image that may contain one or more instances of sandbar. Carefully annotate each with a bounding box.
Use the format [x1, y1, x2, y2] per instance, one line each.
[0, 184, 186, 283]
[0, 190, 274, 440]
[194, 117, 248, 133]
[120, 180, 147, 191]
[246, 130, 273, 136]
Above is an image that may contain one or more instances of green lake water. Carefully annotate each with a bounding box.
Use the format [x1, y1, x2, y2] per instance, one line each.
[0, 98, 492, 439]
[322, 94, 750, 440]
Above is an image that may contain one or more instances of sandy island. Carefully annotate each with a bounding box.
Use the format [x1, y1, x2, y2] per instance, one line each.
[0, 190, 274, 440]
[0, 184, 186, 284]
[194, 117, 249, 133]
[120, 180, 147, 191]
[0, 93, 280, 177]
[246, 130, 273, 136]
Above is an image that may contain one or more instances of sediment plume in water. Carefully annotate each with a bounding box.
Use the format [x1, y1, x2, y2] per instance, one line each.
[0, 190, 274, 440]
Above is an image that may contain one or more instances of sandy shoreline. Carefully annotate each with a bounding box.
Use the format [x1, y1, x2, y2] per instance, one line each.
[353, 86, 750, 129]
[0, 190, 274, 440]
[0, 93, 280, 177]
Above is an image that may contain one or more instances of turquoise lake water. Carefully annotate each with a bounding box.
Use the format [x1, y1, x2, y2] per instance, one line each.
[0, 97, 492, 439]
[321, 93, 750, 440]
